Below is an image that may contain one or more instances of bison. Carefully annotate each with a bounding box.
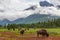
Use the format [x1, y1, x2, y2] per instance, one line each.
[20, 29, 26, 35]
[37, 29, 49, 37]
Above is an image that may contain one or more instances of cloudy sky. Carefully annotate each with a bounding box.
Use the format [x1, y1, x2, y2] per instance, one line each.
[0, 0, 60, 21]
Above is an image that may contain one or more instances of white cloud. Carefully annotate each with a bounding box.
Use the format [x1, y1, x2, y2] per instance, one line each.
[0, 0, 60, 21]
[0, 0, 36, 21]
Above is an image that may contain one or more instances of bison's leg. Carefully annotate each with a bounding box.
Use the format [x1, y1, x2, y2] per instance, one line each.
[46, 33, 49, 37]
[41, 34, 45, 37]
[37, 33, 39, 37]
[20, 31, 24, 36]
[22, 32, 24, 35]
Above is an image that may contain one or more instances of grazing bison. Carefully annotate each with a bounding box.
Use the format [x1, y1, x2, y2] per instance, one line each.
[37, 29, 49, 37]
[20, 29, 26, 35]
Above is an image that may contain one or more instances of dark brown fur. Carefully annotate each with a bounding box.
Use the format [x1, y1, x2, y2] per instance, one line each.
[20, 29, 25, 35]
[37, 29, 49, 37]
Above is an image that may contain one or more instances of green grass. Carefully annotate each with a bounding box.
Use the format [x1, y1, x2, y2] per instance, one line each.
[0, 28, 60, 36]
[0, 28, 60, 40]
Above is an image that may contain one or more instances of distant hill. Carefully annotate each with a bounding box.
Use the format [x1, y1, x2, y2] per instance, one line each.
[0, 19, 11, 25]
[0, 14, 60, 25]
[9, 14, 60, 24]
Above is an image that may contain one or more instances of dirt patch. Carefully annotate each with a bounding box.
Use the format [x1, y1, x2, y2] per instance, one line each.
[0, 31, 60, 40]
[17, 36, 60, 40]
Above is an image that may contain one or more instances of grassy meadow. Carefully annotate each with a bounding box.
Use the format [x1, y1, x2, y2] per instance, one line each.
[0, 28, 60, 36]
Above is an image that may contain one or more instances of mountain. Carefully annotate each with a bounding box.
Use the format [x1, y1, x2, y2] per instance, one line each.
[0, 19, 11, 25]
[11, 18, 24, 24]
[0, 14, 60, 25]
[0, 0, 60, 21]
[11, 14, 60, 24]
[39, 1, 54, 7]
[0, 0, 60, 25]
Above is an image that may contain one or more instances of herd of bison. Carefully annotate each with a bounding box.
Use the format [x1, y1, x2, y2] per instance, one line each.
[20, 29, 49, 37]
[0, 29, 60, 40]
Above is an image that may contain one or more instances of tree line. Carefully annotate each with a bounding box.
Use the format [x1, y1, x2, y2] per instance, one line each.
[0, 18, 60, 30]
